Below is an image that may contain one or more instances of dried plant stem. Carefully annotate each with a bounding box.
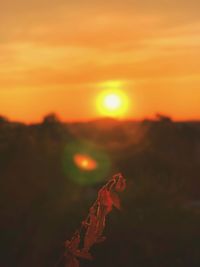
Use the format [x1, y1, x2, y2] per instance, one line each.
[62, 173, 126, 267]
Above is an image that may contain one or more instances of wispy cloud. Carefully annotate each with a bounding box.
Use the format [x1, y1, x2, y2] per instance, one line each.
[0, 0, 200, 121]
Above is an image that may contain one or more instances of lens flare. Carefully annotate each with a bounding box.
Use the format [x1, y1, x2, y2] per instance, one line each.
[62, 141, 111, 185]
[74, 154, 98, 171]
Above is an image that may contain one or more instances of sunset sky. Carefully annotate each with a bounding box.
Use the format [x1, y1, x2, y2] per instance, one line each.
[0, 0, 200, 123]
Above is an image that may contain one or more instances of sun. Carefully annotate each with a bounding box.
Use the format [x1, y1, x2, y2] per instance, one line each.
[97, 86, 129, 118]
[104, 94, 122, 111]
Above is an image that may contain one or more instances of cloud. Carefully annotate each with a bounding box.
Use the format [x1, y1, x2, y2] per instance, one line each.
[0, 0, 200, 90]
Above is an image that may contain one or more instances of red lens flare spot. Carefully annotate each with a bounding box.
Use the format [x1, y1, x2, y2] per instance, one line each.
[74, 154, 98, 171]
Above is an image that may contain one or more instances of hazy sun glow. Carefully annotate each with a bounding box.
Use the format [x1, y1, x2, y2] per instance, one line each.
[74, 154, 98, 171]
[97, 81, 129, 118]
[1, 1, 200, 122]
[104, 94, 122, 110]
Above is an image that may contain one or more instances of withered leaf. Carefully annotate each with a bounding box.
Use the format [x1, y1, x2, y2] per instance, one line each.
[115, 177, 126, 192]
[84, 213, 98, 250]
[110, 192, 121, 210]
[65, 255, 79, 267]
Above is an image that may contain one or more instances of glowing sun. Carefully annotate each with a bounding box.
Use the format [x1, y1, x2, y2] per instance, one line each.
[97, 88, 129, 118]
[104, 94, 122, 110]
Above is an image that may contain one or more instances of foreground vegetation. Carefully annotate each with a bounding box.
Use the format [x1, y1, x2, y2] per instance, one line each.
[0, 114, 200, 267]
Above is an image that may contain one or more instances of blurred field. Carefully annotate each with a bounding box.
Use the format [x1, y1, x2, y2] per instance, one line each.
[0, 114, 200, 267]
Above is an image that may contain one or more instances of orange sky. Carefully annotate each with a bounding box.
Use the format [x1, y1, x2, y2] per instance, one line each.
[0, 0, 200, 122]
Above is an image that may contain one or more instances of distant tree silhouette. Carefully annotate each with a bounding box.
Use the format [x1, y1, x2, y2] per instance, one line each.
[0, 115, 8, 124]
[42, 113, 60, 125]
[155, 113, 172, 122]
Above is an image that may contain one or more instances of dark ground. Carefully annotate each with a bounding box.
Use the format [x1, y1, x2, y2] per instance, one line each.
[1, 114, 200, 267]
